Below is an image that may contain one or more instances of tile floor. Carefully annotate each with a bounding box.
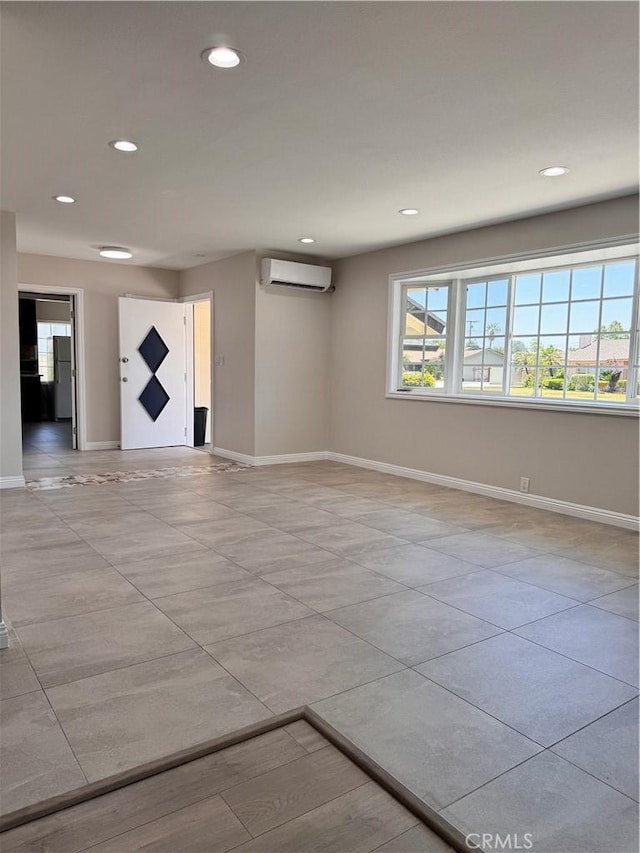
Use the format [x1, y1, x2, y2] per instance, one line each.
[2, 722, 449, 853]
[1, 443, 638, 852]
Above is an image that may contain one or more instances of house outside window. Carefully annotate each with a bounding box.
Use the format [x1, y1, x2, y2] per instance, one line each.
[388, 245, 639, 411]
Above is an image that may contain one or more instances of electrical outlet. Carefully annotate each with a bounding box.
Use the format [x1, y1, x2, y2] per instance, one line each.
[520, 477, 530, 493]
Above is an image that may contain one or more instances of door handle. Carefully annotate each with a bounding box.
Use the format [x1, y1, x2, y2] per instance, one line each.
[121, 357, 129, 363]
[121, 377, 128, 382]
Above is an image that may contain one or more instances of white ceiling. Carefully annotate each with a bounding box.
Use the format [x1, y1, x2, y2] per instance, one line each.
[2, 1, 638, 269]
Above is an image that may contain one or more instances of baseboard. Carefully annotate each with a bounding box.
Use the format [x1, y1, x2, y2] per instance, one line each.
[0, 476, 26, 490]
[212, 447, 257, 465]
[85, 441, 120, 450]
[213, 447, 329, 466]
[254, 451, 330, 466]
[328, 451, 640, 531]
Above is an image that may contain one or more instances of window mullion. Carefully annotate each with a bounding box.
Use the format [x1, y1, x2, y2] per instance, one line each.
[563, 268, 573, 400]
[450, 278, 465, 393]
[627, 260, 640, 403]
[503, 275, 515, 396]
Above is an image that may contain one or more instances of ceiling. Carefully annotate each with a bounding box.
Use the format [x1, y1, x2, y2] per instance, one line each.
[2, 1, 638, 269]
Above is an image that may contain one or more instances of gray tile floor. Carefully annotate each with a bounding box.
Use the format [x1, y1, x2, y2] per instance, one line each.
[1, 445, 638, 852]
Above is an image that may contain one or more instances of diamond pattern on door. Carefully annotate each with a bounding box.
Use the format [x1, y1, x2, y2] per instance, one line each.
[137, 326, 171, 421]
[138, 326, 169, 373]
[138, 375, 170, 422]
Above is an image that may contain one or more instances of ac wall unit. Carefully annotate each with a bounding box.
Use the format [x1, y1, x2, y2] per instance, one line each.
[261, 258, 332, 292]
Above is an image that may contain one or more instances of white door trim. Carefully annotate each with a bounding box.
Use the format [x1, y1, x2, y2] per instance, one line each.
[180, 291, 214, 453]
[18, 283, 87, 451]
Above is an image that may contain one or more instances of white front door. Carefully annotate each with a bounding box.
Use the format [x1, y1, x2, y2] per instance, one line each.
[118, 297, 187, 450]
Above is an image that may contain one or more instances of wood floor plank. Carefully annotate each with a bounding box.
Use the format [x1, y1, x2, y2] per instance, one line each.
[283, 719, 329, 753]
[373, 823, 455, 852]
[0, 730, 304, 853]
[82, 794, 249, 852]
[230, 781, 418, 853]
[221, 744, 369, 836]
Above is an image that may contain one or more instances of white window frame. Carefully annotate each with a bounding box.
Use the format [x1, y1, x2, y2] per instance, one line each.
[387, 239, 640, 416]
[395, 279, 453, 393]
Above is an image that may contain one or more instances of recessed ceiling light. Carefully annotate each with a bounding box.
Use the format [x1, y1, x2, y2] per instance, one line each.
[399, 208, 420, 216]
[109, 140, 139, 153]
[539, 166, 569, 177]
[202, 46, 244, 68]
[99, 246, 133, 260]
[53, 195, 76, 204]
[298, 237, 315, 244]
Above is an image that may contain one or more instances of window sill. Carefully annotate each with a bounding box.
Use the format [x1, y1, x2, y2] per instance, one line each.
[385, 390, 640, 416]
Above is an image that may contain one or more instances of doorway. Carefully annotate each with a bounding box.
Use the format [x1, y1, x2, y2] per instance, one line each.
[18, 290, 77, 452]
[183, 293, 213, 454]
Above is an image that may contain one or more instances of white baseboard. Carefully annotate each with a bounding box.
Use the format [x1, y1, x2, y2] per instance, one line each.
[0, 475, 26, 490]
[212, 447, 257, 466]
[254, 451, 330, 466]
[328, 452, 640, 531]
[85, 441, 120, 450]
[213, 447, 329, 466]
[0, 620, 9, 649]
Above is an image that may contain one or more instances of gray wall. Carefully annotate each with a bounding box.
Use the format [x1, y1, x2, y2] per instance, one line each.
[17, 254, 179, 444]
[254, 280, 331, 457]
[330, 195, 640, 516]
[0, 211, 22, 483]
[34, 299, 71, 323]
[180, 251, 257, 457]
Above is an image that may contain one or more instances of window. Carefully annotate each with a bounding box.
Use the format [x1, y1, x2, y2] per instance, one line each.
[399, 282, 450, 389]
[389, 246, 640, 411]
[37, 322, 71, 382]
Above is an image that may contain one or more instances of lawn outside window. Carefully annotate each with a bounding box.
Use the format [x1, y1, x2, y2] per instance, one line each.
[388, 242, 640, 414]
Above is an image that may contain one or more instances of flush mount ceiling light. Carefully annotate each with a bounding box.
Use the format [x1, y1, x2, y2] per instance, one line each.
[539, 165, 569, 177]
[99, 246, 133, 259]
[202, 46, 244, 68]
[298, 237, 315, 244]
[109, 140, 139, 153]
[399, 208, 420, 216]
[53, 195, 76, 204]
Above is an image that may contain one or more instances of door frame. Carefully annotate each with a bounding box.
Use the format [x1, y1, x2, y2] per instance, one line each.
[180, 291, 214, 452]
[17, 283, 87, 451]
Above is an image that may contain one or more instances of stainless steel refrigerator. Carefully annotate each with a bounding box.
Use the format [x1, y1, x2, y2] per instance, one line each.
[53, 335, 72, 420]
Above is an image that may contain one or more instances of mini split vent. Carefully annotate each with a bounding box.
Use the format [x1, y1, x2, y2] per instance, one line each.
[260, 259, 333, 292]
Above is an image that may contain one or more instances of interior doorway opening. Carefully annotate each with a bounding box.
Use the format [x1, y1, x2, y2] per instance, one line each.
[193, 299, 212, 452]
[18, 290, 77, 452]
[183, 293, 214, 454]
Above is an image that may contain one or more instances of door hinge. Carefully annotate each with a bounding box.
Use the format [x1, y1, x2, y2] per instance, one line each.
[184, 373, 187, 382]
[72, 426, 77, 435]
[184, 427, 187, 436]
[72, 369, 76, 378]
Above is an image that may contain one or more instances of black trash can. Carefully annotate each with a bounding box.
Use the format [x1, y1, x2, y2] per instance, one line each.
[194, 407, 208, 446]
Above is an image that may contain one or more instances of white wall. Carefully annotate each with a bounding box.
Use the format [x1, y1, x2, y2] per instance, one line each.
[18, 254, 179, 445]
[330, 196, 640, 516]
[180, 251, 256, 457]
[0, 211, 22, 485]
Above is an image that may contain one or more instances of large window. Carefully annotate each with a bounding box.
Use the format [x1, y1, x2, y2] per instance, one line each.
[390, 247, 639, 410]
